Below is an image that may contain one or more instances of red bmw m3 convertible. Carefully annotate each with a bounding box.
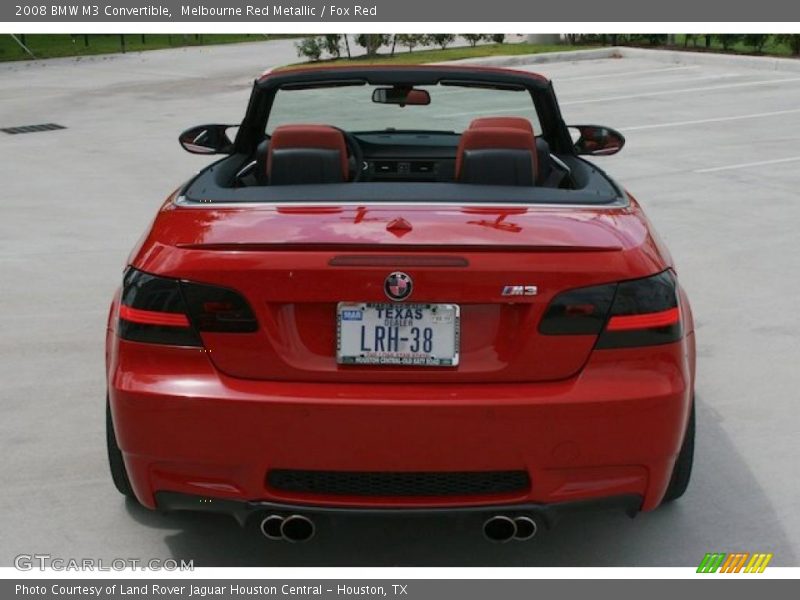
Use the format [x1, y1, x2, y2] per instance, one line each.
[106, 65, 695, 543]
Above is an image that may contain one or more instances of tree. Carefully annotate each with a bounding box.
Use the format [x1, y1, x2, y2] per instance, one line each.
[714, 34, 743, 51]
[743, 34, 770, 53]
[295, 37, 323, 62]
[462, 34, 486, 47]
[355, 34, 391, 56]
[396, 34, 425, 53]
[322, 34, 342, 58]
[429, 34, 456, 50]
[645, 34, 668, 45]
[777, 34, 800, 55]
[490, 34, 505, 44]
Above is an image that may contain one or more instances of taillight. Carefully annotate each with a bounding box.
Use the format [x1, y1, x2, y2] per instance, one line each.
[539, 270, 682, 348]
[597, 271, 681, 349]
[182, 282, 258, 333]
[118, 268, 257, 346]
[118, 269, 201, 346]
[538, 283, 616, 335]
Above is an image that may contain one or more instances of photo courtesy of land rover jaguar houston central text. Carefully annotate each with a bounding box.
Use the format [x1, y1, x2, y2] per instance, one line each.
[106, 65, 696, 543]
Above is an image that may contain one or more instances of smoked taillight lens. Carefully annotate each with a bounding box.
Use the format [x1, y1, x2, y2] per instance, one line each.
[539, 270, 682, 348]
[597, 270, 682, 348]
[538, 283, 616, 335]
[118, 268, 257, 346]
[182, 282, 258, 333]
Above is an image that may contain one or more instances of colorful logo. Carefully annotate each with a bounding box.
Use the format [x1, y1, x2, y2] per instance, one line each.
[697, 553, 773, 573]
[384, 271, 413, 302]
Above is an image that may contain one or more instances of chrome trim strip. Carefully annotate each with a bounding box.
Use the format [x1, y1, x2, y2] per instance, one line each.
[234, 160, 258, 180]
[174, 195, 629, 210]
[549, 154, 572, 175]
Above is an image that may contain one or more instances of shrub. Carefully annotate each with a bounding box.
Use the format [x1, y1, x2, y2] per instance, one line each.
[743, 34, 770, 53]
[645, 34, 668, 45]
[490, 34, 506, 44]
[295, 36, 322, 62]
[777, 34, 800, 55]
[714, 34, 743, 51]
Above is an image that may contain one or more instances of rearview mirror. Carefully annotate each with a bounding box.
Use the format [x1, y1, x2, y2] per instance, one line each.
[569, 125, 625, 156]
[179, 124, 237, 154]
[372, 87, 431, 106]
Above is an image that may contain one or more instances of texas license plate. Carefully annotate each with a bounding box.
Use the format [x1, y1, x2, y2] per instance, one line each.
[337, 302, 460, 367]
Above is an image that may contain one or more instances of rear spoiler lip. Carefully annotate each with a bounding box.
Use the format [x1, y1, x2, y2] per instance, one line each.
[174, 242, 624, 253]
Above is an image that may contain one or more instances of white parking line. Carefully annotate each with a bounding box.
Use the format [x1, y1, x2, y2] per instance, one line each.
[553, 65, 700, 82]
[560, 76, 800, 106]
[442, 77, 800, 118]
[558, 71, 743, 91]
[695, 156, 800, 173]
[621, 108, 800, 131]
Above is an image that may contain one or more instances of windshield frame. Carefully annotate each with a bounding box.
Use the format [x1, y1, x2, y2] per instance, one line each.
[233, 66, 575, 156]
[264, 81, 543, 136]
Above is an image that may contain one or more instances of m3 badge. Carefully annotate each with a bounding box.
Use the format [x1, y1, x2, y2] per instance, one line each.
[501, 285, 538, 297]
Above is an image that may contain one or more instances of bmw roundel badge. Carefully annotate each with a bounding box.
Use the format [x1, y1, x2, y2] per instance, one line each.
[384, 271, 413, 301]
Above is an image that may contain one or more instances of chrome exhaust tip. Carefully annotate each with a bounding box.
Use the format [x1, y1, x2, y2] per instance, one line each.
[512, 516, 538, 541]
[280, 514, 315, 543]
[483, 515, 517, 543]
[259, 514, 285, 541]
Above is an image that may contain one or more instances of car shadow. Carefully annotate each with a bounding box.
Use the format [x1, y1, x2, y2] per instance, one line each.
[124, 397, 796, 566]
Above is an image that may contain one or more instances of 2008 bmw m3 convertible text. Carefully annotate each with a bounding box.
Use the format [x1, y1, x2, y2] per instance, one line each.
[105, 65, 696, 543]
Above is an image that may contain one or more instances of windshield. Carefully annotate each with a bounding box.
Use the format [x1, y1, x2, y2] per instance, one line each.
[266, 83, 542, 134]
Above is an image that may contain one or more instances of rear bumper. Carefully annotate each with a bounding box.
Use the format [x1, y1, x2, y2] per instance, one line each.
[108, 333, 694, 513]
[154, 490, 642, 528]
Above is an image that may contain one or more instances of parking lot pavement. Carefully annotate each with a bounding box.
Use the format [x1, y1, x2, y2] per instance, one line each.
[1, 41, 798, 567]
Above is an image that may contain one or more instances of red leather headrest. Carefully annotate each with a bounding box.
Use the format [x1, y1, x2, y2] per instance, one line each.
[469, 116, 534, 135]
[456, 126, 538, 179]
[268, 125, 348, 179]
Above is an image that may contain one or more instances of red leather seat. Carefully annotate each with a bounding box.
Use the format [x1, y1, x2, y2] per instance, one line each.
[469, 116, 553, 185]
[267, 125, 348, 185]
[455, 126, 538, 185]
[469, 116, 534, 134]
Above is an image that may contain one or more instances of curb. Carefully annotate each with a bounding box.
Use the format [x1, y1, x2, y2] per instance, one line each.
[445, 47, 621, 67]
[618, 46, 800, 73]
[450, 46, 800, 74]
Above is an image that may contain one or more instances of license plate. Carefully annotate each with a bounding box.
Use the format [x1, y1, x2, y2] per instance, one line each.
[337, 302, 460, 367]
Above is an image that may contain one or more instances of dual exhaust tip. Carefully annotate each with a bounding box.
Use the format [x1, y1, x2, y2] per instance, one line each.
[260, 514, 315, 543]
[260, 513, 538, 543]
[483, 515, 539, 542]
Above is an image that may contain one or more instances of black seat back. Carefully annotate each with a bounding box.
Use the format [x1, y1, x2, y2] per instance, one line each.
[459, 149, 535, 186]
[269, 148, 344, 185]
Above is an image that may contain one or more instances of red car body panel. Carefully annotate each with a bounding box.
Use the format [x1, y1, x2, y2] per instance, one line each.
[107, 66, 696, 521]
[107, 193, 695, 513]
[108, 333, 693, 512]
[124, 194, 674, 384]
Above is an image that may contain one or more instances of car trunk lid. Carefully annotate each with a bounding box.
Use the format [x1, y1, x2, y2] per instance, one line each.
[134, 202, 661, 383]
